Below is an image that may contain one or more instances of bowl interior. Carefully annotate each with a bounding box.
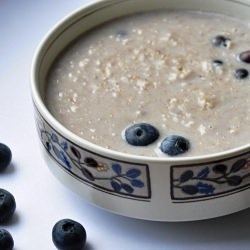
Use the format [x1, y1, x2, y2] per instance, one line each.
[32, 0, 250, 162]
[35, 0, 250, 99]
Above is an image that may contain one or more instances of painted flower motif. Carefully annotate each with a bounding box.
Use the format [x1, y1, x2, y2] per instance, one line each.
[110, 163, 144, 194]
[39, 129, 146, 196]
[60, 141, 68, 150]
[46, 141, 51, 151]
[96, 162, 109, 172]
[51, 133, 59, 143]
[82, 157, 109, 172]
[52, 144, 71, 169]
[173, 157, 250, 199]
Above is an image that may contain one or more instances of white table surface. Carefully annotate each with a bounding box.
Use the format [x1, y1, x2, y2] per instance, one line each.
[1, 1, 250, 249]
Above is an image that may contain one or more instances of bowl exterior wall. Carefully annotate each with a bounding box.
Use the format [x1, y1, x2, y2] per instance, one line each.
[35, 110, 250, 221]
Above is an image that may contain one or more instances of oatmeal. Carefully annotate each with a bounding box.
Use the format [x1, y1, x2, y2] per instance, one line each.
[45, 11, 250, 157]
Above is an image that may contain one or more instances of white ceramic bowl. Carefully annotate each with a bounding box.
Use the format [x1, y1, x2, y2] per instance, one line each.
[31, 0, 250, 221]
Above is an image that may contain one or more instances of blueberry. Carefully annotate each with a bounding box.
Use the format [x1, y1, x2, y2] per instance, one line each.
[124, 123, 159, 146]
[160, 135, 190, 156]
[116, 30, 128, 38]
[239, 50, 250, 63]
[52, 219, 87, 250]
[0, 143, 12, 172]
[234, 68, 249, 80]
[0, 189, 16, 223]
[0, 229, 14, 250]
[212, 35, 231, 48]
[212, 59, 224, 65]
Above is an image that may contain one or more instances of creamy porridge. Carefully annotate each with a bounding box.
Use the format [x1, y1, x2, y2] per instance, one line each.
[45, 11, 250, 157]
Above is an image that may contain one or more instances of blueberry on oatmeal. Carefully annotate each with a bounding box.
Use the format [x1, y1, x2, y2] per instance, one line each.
[124, 123, 159, 146]
[212, 59, 224, 65]
[234, 68, 249, 80]
[116, 30, 128, 38]
[160, 135, 190, 156]
[239, 50, 250, 63]
[212, 35, 231, 48]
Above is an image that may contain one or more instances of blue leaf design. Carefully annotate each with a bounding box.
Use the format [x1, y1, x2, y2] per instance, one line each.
[60, 141, 68, 150]
[52, 145, 71, 169]
[51, 133, 59, 143]
[126, 169, 141, 178]
[112, 163, 122, 175]
[71, 146, 81, 159]
[52, 145, 63, 161]
[111, 180, 121, 192]
[181, 185, 198, 195]
[213, 164, 227, 174]
[121, 183, 134, 193]
[81, 168, 95, 181]
[230, 159, 246, 173]
[197, 182, 215, 194]
[60, 151, 71, 169]
[227, 175, 242, 186]
[46, 142, 51, 151]
[197, 167, 210, 178]
[131, 179, 144, 188]
[179, 170, 194, 183]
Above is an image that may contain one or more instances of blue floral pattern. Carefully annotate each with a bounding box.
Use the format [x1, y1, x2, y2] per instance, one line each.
[171, 156, 250, 201]
[35, 108, 250, 203]
[35, 113, 151, 200]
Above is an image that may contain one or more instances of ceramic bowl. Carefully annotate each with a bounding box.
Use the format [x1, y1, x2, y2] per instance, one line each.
[31, 0, 250, 221]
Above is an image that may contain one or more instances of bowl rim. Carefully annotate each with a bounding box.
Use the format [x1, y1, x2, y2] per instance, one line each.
[30, 0, 250, 165]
